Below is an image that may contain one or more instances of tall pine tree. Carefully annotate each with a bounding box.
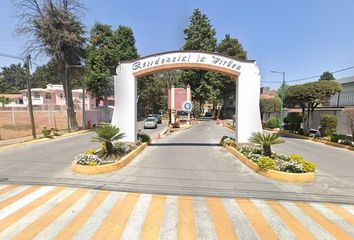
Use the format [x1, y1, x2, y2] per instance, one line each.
[180, 9, 217, 107]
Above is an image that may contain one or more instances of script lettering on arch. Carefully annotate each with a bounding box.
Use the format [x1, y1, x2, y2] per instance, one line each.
[130, 51, 245, 77]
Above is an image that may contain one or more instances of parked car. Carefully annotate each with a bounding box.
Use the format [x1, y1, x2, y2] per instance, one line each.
[148, 113, 162, 124]
[144, 117, 158, 129]
[152, 114, 162, 123]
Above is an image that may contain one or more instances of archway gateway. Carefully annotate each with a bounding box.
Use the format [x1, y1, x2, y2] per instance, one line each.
[112, 50, 262, 143]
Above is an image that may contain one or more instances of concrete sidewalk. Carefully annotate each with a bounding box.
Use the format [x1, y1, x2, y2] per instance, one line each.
[1, 184, 353, 239]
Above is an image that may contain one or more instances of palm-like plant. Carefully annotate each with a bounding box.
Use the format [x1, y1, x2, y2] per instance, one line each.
[249, 132, 284, 157]
[91, 125, 125, 156]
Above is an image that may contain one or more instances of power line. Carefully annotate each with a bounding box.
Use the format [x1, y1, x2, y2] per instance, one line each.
[262, 65, 354, 83]
[0, 52, 40, 66]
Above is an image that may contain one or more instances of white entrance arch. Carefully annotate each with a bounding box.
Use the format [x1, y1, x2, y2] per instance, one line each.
[112, 50, 262, 143]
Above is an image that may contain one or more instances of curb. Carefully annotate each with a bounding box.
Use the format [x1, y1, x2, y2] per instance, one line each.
[0, 129, 95, 152]
[223, 144, 315, 183]
[277, 130, 354, 151]
[72, 142, 148, 175]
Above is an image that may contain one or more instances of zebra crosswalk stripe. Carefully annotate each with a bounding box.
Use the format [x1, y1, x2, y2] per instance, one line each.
[0, 184, 353, 239]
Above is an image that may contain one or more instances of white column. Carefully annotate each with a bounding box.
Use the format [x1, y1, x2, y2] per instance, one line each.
[235, 66, 263, 143]
[111, 63, 137, 142]
[171, 85, 175, 124]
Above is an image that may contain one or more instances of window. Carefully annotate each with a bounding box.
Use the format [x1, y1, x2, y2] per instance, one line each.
[79, 94, 83, 99]
[45, 93, 51, 99]
[59, 93, 64, 99]
[34, 92, 40, 99]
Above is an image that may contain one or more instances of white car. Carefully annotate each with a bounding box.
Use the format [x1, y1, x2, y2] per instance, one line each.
[144, 117, 158, 129]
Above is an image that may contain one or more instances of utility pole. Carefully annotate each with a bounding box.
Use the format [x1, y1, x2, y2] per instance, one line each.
[25, 55, 36, 139]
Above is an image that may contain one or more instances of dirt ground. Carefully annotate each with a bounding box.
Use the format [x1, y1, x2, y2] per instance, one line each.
[0, 111, 83, 140]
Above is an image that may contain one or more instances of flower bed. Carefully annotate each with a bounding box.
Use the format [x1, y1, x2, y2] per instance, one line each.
[221, 136, 316, 182]
[72, 128, 151, 174]
[72, 142, 148, 174]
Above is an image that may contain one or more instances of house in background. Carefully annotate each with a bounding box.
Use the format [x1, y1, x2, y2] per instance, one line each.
[0, 93, 23, 107]
[21, 84, 96, 110]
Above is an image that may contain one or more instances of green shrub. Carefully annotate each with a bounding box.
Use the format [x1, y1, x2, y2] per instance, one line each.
[289, 154, 304, 161]
[266, 117, 279, 129]
[226, 139, 235, 146]
[85, 149, 97, 155]
[137, 133, 151, 143]
[330, 132, 347, 143]
[42, 127, 52, 138]
[320, 114, 337, 136]
[257, 156, 276, 170]
[51, 128, 60, 136]
[285, 113, 303, 131]
[290, 154, 316, 172]
[300, 161, 316, 173]
[88, 161, 98, 166]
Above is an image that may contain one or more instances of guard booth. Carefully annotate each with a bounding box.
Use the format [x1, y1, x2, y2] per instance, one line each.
[168, 84, 192, 126]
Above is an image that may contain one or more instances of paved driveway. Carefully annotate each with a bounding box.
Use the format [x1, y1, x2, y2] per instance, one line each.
[1, 119, 354, 203]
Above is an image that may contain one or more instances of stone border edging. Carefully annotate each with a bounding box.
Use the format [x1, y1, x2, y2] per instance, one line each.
[72, 142, 148, 175]
[278, 130, 354, 151]
[223, 144, 315, 183]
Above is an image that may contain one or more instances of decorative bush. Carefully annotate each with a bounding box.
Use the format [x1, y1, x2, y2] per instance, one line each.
[285, 113, 303, 131]
[266, 117, 279, 129]
[137, 133, 151, 143]
[51, 128, 60, 136]
[85, 149, 97, 155]
[330, 132, 347, 143]
[225, 139, 235, 146]
[114, 142, 137, 155]
[236, 145, 316, 173]
[76, 153, 103, 165]
[320, 114, 337, 136]
[91, 125, 125, 157]
[249, 132, 283, 157]
[42, 127, 52, 138]
[257, 156, 276, 170]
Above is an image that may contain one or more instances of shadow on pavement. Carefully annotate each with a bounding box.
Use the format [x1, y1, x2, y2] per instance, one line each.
[150, 143, 220, 147]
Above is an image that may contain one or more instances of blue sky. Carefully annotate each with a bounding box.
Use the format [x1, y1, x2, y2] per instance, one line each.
[1, 0, 354, 89]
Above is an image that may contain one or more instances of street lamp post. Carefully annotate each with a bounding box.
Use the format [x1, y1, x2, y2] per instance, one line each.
[271, 70, 286, 129]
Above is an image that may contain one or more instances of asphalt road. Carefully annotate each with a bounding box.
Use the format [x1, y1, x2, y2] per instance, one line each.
[0, 119, 354, 203]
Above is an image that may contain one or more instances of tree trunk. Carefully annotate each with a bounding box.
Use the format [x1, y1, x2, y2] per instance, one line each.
[105, 141, 114, 156]
[263, 145, 272, 157]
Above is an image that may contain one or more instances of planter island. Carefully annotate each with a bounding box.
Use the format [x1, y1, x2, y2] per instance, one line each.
[221, 134, 316, 183]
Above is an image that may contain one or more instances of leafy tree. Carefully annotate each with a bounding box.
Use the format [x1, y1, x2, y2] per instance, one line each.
[137, 74, 169, 114]
[0, 96, 10, 107]
[249, 132, 283, 157]
[86, 23, 138, 104]
[343, 108, 354, 140]
[216, 34, 247, 117]
[216, 34, 247, 60]
[284, 80, 341, 133]
[14, 0, 86, 130]
[31, 61, 62, 88]
[319, 71, 335, 81]
[0, 63, 26, 93]
[180, 8, 217, 106]
[259, 97, 281, 121]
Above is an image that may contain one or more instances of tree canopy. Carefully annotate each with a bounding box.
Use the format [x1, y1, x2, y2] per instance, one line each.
[319, 71, 335, 81]
[284, 80, 341, 132]
[85, 23, 138, 101]
[0, 64, 26, 93]
[14, 0, 86, 130]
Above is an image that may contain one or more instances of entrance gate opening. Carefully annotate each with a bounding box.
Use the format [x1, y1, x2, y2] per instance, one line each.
[112, 50, 262, 143]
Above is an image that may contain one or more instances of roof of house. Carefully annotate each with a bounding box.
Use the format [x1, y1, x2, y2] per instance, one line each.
[0, 93, 22, 99]
[336, 76, 354, 84]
